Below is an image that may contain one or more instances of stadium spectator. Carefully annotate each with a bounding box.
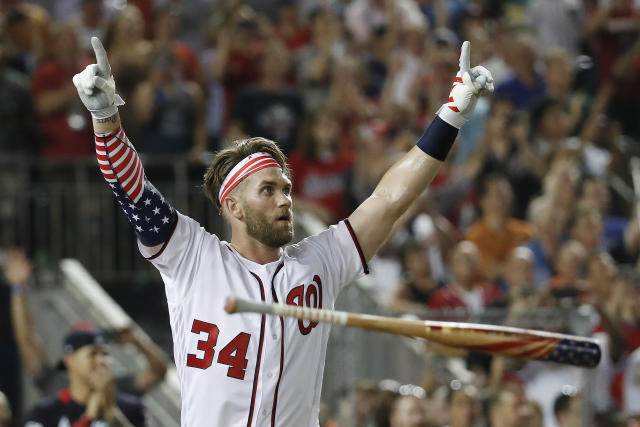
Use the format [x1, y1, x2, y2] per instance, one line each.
[0, 391, 9, 427]
[1, 1, 50, 76]
[295, 6, 344, 112]
[153, 5, 202, 86]
[522, 400, 544, 427]
[465, 108, 541, 219]
[524, 199, 564, 288]
[31, 23, 92, 158]
[525, 0, 585, 59]
[73, 0, 108, 55]
[429, 241, 501, 314]
[102, 5, 151, 99]
[623, 347, 640, 415]
[289, 109, 353, 223]
[616, 269, 640, 355]
[0, 39, 41, 155]
[352, 379, 379, 427]
[389, 395, 428, 427]
[568, 202, 605, 257]
[500, 246, 536, 302]
[546, 240, 588, 303]
[132, 47, 205, 157]
[466, 174, 533, 280]
[579, 178, 633, 259]
[0, 249, 46, 424]
[275, 0, 310, 51]
[344, 0, 425, 48]
[488, 385, 526, 427]
[387, 240, 438, 313]
[495, 33, 546, 110]
[324, 55, 375, 127]
[553, 391, 582, 427]
[212, 10, 264, 127]
[350, 119, 394, 204]
[230, 37, 304, 154]
[585, 253, 618, 315]
[543, 49, 589, 135]
[529, 98, 573, 174]
[540, 160, 580, 227]
[444, 384, 477, 427]
[24, 324, 147, 426]
[36, 323, 169, 400]
[110, 326, 169, 396]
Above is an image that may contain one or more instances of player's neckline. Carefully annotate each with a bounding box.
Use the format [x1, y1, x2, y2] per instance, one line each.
[225, 242, 284, 269]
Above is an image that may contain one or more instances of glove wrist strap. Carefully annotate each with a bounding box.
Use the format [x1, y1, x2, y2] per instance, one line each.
[436, 104, 468, 130]
[90, 104, 118, 119]
[89, 93, 125, 119]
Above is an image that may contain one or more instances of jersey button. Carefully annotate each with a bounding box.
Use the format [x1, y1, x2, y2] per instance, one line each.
[267, 372, 273, 378]
[262, 409, 268, 416]
[272, 334, 278, 340]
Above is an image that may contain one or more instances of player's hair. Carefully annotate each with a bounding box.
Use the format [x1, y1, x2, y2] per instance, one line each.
[203, 137, 290, 210]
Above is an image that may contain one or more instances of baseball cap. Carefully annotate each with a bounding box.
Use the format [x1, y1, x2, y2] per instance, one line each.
[57, 322, 107, 370]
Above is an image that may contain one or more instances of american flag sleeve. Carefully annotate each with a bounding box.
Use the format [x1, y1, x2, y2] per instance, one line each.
[95, 126, 178, 246]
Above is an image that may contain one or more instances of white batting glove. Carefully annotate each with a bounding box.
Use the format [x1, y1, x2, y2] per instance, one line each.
[437, 41, 494, 129]
[72, 37, 124, 119]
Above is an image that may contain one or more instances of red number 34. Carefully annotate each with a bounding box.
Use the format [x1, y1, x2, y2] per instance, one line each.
[186, 319, 251, 380]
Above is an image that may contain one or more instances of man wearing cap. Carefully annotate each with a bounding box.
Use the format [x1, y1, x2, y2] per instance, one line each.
[24, 326, 147, 427]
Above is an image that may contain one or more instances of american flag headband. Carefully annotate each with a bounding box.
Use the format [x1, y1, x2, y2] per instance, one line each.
[218, 152, 282, 213]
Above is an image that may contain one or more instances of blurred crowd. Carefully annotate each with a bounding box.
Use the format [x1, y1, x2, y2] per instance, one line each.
[3, 0, 640, 426]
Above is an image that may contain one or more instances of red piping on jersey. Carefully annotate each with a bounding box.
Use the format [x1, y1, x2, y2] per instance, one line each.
[144, 211, 179, 260]
[57, 388, 72, 404]
[270, 262, 285, 426]
[343, 218, 369, 274]
[57, 389, 92, 427]
[247, 272, 267, 427]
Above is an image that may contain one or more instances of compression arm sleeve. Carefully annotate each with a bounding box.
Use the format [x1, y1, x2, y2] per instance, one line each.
[95, 126, 177, 246]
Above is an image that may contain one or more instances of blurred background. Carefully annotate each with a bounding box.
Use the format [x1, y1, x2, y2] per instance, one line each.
[1, 0, 640, 426]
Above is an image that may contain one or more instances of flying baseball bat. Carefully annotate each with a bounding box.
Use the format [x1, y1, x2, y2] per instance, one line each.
[225, 296, 601, 368]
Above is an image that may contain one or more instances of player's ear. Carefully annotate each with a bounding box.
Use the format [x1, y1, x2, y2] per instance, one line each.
[226, 196, 243, 220]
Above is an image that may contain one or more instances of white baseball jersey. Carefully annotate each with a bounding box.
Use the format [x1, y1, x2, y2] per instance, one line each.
[142, 212, 368, 426]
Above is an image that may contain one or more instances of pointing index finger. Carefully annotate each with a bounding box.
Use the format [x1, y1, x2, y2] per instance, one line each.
[459, 41, 471, 75]
[91, 37, 111, 77]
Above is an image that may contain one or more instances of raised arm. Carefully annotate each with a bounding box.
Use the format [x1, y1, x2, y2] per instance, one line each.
[4, 250, 46, 378]
[115, 326, 169, 393]
[73, 38, 177, 256]
[349, 42, 493, 260]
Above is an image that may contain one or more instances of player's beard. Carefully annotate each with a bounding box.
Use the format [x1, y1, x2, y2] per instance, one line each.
[243, 204, 294, 248]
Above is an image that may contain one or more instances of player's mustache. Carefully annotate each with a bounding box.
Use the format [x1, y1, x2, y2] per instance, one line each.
[274, 209, 293, 221]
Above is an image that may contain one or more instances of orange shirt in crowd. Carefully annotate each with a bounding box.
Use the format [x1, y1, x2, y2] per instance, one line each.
[465, 219, 533, 275]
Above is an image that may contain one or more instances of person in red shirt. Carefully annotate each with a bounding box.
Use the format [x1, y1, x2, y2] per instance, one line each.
[429, 241, 502, 315]
[275, 0, 311, 52]
[31, 23, 93, 158]
[288, 109, 354, 223]
[153, 5, 202, 86]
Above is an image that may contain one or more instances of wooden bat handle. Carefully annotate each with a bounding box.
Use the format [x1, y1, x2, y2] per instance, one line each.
[226, 296, 349, 325]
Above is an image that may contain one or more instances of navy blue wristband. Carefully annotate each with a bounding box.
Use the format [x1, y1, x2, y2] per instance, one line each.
[416, 116, 459, 161]
[10, 285, 24, 296]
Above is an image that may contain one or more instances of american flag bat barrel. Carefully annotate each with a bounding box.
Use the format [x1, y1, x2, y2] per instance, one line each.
[224, 296, 601, 368]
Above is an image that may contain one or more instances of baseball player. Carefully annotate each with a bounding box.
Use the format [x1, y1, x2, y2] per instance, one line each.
[72, 37, 493, 426]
